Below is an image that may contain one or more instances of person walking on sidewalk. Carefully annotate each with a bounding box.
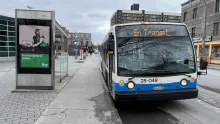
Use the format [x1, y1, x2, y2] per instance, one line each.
[88, 46, 93, 56]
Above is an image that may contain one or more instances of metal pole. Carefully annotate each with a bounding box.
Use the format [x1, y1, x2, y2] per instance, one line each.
[75, 41, 78, 59]
[202, 0, 207, 56]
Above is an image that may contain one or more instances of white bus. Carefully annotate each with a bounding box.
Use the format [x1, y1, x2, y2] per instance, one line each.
[100, 22, 208, 102]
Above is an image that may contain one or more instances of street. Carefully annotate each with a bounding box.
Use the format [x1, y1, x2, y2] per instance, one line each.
[0, 55, 220, 124]
[94, 54, 220, 124]
[198, 69, 220, 93]
[114, 67, 220, 124]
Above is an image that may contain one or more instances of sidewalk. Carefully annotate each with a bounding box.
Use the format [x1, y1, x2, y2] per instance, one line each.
[0, 56, 82, 124]
[34, 55, 122, 124]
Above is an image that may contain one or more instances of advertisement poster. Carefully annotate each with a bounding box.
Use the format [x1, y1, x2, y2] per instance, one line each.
[19, 25, 50, 68]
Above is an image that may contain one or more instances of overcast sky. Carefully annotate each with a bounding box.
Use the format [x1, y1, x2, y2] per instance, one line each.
[0, 0, 187, 44]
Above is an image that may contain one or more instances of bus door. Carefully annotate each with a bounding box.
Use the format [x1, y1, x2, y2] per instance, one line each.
[107, 33, 115, 91]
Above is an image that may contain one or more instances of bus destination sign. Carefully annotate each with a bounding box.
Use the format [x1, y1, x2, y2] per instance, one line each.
[116, 24, 188, 37]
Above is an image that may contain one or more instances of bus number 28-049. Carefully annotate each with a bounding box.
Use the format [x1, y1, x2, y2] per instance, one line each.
[141, 78, 158, 83]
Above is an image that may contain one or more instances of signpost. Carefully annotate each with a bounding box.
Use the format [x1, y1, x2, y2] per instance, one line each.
[73, 33, 79, 59]
[15, 9, 55, 90]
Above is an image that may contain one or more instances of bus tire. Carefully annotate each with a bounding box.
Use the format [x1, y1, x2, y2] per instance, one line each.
[100, 62, 103, 73]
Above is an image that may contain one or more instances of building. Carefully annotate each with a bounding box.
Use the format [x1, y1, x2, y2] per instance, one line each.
[71, 33, 92, 46]
[62, 27, 73, 44]
[0, 15, 15, 59]
[181, 0, 220, 64]
[68, 32, 92, 56]
[110, 3, 181, 26]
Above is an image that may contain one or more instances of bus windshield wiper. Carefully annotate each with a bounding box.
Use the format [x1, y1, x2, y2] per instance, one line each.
[118, 37, 131, 47]
[128, 76, 135, 81]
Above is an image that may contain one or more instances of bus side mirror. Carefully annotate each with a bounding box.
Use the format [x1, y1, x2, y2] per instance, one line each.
[107, 39, 114, 55]
[107, 33, 114, 55]
[198, 57, 208, 76]
[199, 57, 208, 70]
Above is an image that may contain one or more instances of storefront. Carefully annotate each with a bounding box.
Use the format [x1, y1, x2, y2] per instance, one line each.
[194, 41, 220, 64]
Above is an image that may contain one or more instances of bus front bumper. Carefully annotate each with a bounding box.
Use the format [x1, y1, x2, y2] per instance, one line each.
[114, 88, 198, 101]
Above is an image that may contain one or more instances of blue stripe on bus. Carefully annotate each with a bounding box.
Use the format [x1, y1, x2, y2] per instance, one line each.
[112, 79, 197, 92]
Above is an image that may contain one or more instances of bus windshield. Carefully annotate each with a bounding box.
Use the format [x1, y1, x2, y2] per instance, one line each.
[115, 24, 196, 76]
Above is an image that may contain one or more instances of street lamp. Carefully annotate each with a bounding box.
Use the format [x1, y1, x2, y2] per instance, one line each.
[202, 0, 207, 56]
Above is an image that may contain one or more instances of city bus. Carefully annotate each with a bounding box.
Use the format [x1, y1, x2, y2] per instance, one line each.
[100, 22, 208, 102]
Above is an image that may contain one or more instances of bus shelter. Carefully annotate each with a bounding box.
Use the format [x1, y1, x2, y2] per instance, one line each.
[15, 9, 68, 90]
[55, 22, 68, 83]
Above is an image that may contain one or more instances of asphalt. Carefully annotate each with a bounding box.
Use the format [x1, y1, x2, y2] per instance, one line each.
[207, 64, 220, 70]
[93, 54, 220, 124]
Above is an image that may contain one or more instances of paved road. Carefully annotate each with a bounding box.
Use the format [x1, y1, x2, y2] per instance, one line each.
[198, 69, 220, 93]
[93, 54, 220, 124]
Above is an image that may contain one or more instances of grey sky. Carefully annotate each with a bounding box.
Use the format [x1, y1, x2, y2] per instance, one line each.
[0, 0, 187, 44]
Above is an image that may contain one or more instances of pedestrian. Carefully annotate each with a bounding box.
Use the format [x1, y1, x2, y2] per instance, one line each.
[89, 47, 93, 56]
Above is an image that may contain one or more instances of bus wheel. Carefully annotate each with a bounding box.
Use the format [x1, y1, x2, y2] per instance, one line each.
[100, 62, 103, 73]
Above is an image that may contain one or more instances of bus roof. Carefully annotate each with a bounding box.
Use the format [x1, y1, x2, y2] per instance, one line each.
[112, 22, 186, 28]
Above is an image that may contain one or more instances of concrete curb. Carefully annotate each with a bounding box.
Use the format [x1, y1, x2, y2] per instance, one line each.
[97, 59, 123, 124]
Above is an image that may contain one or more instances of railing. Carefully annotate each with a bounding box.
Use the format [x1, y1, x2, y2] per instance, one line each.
[55, 52, 68, 82]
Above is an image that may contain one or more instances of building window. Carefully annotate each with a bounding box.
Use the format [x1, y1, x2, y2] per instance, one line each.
[9, 47, 15, 51]
[9, 42, 15, 46]
[216, 0, 220, 12]
[0, 41, 8, 47]
[193, 8, 197, 19]
[0, 25, 7, 30]
[0, 31, 7, 36]
[192, 27, 196, 38]
[0, 20, 7, 25]
[0, 47, 8, 51]
[0, 52, 8, 57]
[213, 22, 219, 36]
[8, 21, 15, 26]
[9, 52, 15, 56]
[8, 32, 15, 36]
[8, 27, 15, 31]
[8, 37, 15, 41]
[183, 12, 187, 22]
[0, 36, 7, 41]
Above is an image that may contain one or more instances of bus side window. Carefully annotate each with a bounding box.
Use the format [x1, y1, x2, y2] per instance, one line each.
[112, 36, 115, 73]
[104, 40, 107, 65]
[113, 54, 115, 73]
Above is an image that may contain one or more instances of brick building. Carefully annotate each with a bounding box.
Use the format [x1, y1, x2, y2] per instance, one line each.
[181, 0, 220, 64]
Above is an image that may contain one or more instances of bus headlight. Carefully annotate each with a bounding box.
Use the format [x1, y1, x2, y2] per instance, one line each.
[127, 81, 135, 89]
[180, 79, 188, 86]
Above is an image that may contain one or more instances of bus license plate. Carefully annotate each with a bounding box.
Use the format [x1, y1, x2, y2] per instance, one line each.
[141, 78, 159, 83]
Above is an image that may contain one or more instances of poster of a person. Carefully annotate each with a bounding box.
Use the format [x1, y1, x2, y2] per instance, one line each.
[33, 28, 47, 47]
[19, 25, 50, 48]
[19, 25, 50, 53]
